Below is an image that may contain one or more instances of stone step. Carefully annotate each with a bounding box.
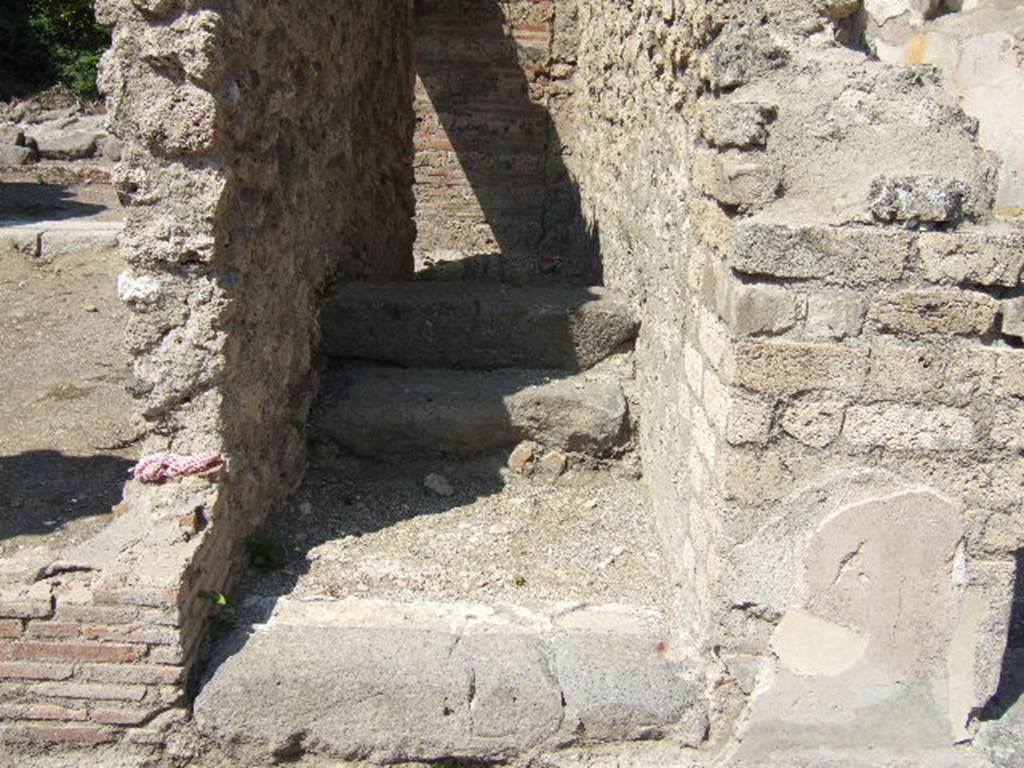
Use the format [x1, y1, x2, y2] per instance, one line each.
[314, 364, 631, 457]
[194, 598, 708, 764]
[321, 282, 638, 371]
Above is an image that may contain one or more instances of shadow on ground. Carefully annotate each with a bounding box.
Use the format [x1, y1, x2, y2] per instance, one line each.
[0, 181, 106, 222]
[0, 450, 132, 541]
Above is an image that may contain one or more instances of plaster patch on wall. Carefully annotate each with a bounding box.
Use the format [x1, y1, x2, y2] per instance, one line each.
[771, 608, 869, 676]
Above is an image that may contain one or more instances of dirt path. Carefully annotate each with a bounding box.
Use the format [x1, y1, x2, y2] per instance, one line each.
[0, 189, 133, 571]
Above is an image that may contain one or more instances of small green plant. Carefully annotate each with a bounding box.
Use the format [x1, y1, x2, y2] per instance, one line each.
[245, 531, 293, 573]
[198, 590, 230, 608]
[198, 590, 235, 636]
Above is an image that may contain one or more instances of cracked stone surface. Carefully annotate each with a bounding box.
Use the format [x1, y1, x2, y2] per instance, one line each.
[194, 598, 708, 763]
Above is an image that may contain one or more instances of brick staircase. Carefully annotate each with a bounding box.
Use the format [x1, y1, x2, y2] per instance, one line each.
[193, 280, 710, 764]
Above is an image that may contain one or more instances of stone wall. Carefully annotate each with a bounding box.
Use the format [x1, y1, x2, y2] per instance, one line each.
[412, 0, 593, 283]
[0, 0, 415, 745]
[863, 0, 1024, 219]
[565, 0, 1023, 747]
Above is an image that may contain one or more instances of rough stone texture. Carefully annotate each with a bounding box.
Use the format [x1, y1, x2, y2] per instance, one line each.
[8, 0, 1023, 759]
[559, 0, 1021, 753]
[0, 0, 417, 747]
[194, 599, 708, 762]
[553, 633, 709, 742]
[868, 0, 1024, 218]
[316, 365, 629, 457]
[0, 145, 34, 166]
[1001, 297, 1024, 340]
[322, 282, 638, 371]
[868, 289, 1000, 336]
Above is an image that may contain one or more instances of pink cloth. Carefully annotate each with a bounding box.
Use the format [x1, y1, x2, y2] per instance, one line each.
[131, 452, 224, 483]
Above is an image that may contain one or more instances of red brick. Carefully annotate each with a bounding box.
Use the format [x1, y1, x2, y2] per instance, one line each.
[24, 622, 80, 639]
[56, 604, 138, 625]
[91, 704, 166, 726]
[78, 663, 185, 686]
[0, 619, 23, 638]
[0, 662, 74, 681]
[32, 681, 147, 702]
[0, 722, 119, 744]
[82, 624, 180, 645]
[12, 641, 145, 663]
[0, 703, 88, 721]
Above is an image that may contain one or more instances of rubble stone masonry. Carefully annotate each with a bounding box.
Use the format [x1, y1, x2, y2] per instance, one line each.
[1, 0, 415, 746]
[2, 0, 1021, 754]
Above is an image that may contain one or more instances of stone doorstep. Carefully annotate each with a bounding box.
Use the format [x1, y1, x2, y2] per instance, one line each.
[316, 363, 631, 458]
[321, 281, 640, 372]
[194, 596, 710, 764]
[0, 221, 123, 259]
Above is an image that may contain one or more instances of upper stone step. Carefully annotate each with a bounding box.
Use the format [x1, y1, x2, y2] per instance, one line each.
[194, 598, 708, 764]
[314, 364, 630, 457]
[321, 282, 639, 371]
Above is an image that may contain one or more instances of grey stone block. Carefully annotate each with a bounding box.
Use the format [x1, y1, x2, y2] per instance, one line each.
[453, 633, 564, 750]
[1001, 296, 1024, 340]
[553, 634, 708, 744]
[322, 282, 638, 372]
[195, 625, 475, 762]
[731, 222, 912, 285]
[30, 130, 98, 160]
[0, 144, 34, 166]
[195, 605, 709, 763]
[870, 175, 971, 225]
[317, 364, 629, 457]
[0, 125, 24, 146]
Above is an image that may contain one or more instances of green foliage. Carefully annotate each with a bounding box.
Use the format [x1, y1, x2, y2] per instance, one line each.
[0, 0, 109, 101]
[198, 590, 236, 637]
[199, 590, 231, 608]
[245, 531, 294, 573]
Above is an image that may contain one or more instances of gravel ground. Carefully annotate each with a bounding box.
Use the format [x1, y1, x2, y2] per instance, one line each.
[235, 449, 675, 616]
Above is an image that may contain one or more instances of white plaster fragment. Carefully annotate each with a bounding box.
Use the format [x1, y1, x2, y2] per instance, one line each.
[770, 608, 868, 677]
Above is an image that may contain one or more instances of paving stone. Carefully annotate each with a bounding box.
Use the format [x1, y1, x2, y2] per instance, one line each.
[194, 602, 708, 763]
[195, 625, 475, 762]
[553, 633, 708, 744]
[29, 131, 98, 160]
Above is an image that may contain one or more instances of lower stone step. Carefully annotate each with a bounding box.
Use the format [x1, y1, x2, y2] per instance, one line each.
[314, 364, 631, 457]
[194, 598, 708, 764]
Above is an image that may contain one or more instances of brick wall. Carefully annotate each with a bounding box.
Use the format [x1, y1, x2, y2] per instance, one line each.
[413, 0, 592, 283]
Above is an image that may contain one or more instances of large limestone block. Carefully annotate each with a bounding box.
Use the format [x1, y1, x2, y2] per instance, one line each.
[194, 600, 709, 763]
